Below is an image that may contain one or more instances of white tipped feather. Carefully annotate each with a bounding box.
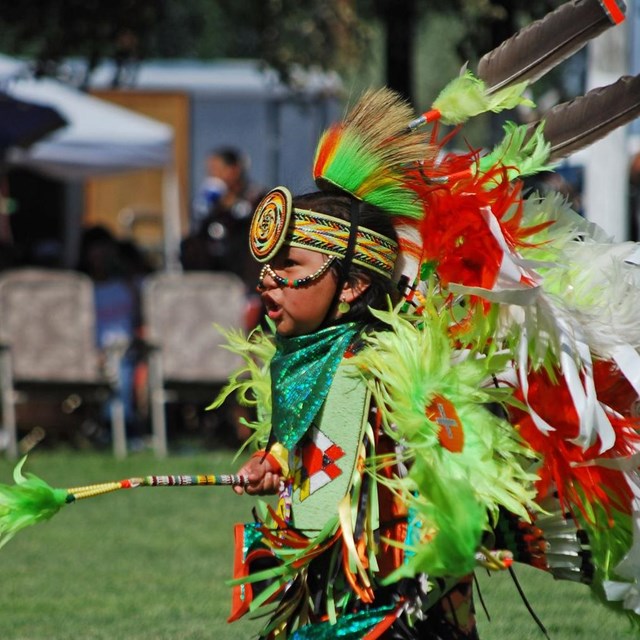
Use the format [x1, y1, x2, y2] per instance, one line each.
[539, 242, 640, 357]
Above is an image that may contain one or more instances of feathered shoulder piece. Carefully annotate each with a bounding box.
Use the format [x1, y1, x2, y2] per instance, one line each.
[207, 322, 276, 453]
[313, 88, 434, 219]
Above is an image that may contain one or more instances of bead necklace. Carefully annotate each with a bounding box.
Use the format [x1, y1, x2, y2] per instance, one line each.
[259, 256, 336, 289]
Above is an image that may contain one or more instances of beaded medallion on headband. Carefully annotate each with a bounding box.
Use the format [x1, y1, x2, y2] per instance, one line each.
[249, 186, 398, 279]
[249, 187, 292, 262]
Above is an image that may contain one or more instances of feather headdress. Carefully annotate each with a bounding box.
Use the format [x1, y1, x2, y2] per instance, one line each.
[299, 0, 640, 620]
[313, 88, 433, 219]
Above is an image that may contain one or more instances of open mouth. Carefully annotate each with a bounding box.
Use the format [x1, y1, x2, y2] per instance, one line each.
[263, 295, 283, 320]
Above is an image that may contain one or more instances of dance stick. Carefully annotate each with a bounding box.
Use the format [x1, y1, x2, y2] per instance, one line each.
[0, 458, 249, 548]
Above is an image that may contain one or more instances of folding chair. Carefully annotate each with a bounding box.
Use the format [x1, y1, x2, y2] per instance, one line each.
[141, 271, 245, 456]
[0, 268, 127, 457]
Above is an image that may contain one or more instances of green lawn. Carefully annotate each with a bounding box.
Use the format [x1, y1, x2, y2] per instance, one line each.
[0, 449, 637, 639]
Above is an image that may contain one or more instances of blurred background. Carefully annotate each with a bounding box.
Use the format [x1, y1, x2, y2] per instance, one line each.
[1, 4, 640, 638]
[0, 0, 639, 456]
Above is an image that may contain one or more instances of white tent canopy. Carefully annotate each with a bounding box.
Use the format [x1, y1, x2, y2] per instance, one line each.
[0, 54, 29, 84]
[5, 76, 173, 178]
[0, 55, 180, 269]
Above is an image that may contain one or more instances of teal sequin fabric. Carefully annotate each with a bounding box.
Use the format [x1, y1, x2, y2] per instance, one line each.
[270, 323, 360, 449]
[290, 606, 395, 639]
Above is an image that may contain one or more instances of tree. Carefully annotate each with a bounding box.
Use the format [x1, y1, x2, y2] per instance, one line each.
[0, 0, 561, 96]
[0, 0, 369, 88]
[371, 0, 560, 105]
[372, 0, 416, 102]
[0, 0, 166, 87]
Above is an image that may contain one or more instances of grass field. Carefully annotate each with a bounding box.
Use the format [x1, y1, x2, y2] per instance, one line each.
[0, 448, 637, 639]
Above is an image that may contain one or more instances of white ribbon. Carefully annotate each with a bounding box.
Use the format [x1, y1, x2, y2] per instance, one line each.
[610, 343, 640, 399]
[602, 580, 640, 614]
[516, 322, 556, 435]
[480, 206, 542, 290]
[452, 206, 618, 451]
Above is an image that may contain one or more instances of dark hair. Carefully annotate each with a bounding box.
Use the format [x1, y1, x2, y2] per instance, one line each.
[292, 191, 400, 325]
[209, 147, 249, 188]
[209, 146, 245, 168]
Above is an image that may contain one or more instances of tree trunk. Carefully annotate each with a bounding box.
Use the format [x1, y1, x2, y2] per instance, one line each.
[376, 0, 416, 104]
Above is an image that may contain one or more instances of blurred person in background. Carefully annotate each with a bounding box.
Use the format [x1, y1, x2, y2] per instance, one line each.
[182, 145, 266, 330]
[77, 226, 151, 447]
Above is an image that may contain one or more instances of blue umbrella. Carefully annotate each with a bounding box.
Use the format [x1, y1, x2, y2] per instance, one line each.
[0, 91, 67, 150]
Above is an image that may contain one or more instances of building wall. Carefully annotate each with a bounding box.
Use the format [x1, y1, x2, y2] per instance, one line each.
[189, 92, 341, 208]
[83, 80, 341, 266]
[84, 90, 190, 263]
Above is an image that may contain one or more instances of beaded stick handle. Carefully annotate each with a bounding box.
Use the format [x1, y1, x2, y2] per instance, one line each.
[66, 474, 250, 501]
[0, 460, 252, 549]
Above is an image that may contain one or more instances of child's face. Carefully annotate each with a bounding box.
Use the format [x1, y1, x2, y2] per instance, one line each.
[260, 246, 340, 337]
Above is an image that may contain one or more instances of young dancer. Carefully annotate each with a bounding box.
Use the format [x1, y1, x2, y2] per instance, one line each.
[212, 73, 640, 637]
[230, 182, 483, 637]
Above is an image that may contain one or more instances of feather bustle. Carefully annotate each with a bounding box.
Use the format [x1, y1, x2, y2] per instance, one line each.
[313, 88, 435, 219]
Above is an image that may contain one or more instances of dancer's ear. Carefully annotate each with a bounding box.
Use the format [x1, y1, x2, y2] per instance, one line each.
[340, 274, 371, 306]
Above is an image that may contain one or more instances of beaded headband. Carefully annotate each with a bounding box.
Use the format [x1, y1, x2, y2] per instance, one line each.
[249, 186, 398, 278]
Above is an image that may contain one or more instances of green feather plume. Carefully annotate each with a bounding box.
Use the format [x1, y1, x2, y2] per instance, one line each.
[0, 457, 69, 548]
[207, 322, 276, 452]
[478, 121, 553, 180]
[313, 88, 433, 220]
[316, 128, 425, 219]
[432, 70, 533, 126]
[350, 304, 538, 580]
[384, 461, 485, 583]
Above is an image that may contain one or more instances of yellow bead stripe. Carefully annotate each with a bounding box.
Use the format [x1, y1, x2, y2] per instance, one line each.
[287, 209, 397, 278]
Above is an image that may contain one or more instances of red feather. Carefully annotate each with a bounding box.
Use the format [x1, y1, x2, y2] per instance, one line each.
[313, 124, 343, 179]
[593, 359, 640, 418]
[411, 147, 551, 292]
[512, 367, 639, 522]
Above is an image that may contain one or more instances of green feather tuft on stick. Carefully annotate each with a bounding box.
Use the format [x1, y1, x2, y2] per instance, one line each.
[408, 70, 533, 130]
[0, 458, 249, 549]
[0, 457, 69, 549]
[478, 121, 553, 181]
[432, 70, 533, 126]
